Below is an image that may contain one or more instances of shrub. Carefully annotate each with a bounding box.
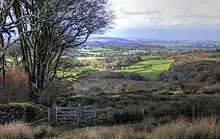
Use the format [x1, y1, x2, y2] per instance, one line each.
[97, 107, 116, 124]
[0, 68, 29, 103]
[42, 79, 71, 106]
[113, 108, 144, 124]
[113, 84, 125, 94]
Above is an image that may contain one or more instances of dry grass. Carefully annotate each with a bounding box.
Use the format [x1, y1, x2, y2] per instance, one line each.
[58, 117, 220, 139]
[58, 125, 136, 139]
[148, 116, 220, 139]
[0, 123, 56, 139]
[0, 123, 32, 139]
[2, 117, 220, 139]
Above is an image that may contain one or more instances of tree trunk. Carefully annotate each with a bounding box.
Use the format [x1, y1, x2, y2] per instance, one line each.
[0, 33, 5, 88]
[28, 76, 39, 102]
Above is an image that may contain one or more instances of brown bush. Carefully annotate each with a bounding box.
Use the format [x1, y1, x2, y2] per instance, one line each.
[0, 68, 29, 103]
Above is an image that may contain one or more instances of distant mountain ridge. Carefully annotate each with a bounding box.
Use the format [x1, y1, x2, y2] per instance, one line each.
[83, 37, 220, 50]
[84, 37, 143, 48]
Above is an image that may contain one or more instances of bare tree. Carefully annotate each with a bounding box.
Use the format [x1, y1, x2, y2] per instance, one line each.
[2, 0, 114, 102]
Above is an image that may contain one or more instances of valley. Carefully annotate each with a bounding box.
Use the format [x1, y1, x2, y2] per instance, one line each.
[2, 0, 220, 138]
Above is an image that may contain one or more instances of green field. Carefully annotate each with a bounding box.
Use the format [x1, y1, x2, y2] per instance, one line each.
[114, 59, 174, 78]
[57, 66, 103, 80]
[57, 59, 174, 80]
[75, 57, 104, 61]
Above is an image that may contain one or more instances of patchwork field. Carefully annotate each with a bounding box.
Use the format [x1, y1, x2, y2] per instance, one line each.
[114, 59, 174, 78]
[57, 59, 174, 80]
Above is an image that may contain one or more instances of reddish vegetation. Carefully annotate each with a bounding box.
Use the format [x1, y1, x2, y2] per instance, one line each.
[6, 68, 28, 84]
[0, 68, 29, 102]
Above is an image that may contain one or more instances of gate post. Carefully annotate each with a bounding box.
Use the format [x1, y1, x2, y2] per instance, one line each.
[52, 103, 57, 124]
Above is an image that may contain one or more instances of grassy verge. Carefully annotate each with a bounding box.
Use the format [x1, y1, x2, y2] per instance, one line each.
[5, 116, 220, 139]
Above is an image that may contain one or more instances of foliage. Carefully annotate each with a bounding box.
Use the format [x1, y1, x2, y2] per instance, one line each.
[0, 68, 28, 103]
[113, 108, 144, 124]
[159, 60, 220, 93]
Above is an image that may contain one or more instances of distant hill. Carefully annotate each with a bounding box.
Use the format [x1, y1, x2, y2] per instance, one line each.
[84, 37, 143, 48]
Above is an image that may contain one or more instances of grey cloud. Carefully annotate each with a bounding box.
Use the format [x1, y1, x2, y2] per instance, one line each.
[120, 7, 162, 16]
[150, 16, 165, 21]
[147, 17, 165, 25]
[175, 14, 217, 19]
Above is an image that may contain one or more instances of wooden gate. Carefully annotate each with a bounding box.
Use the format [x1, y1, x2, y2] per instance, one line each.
[48, 104, 96, 125]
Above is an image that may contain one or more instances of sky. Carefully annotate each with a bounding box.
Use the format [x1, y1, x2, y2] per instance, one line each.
[102, 0, 220, 41]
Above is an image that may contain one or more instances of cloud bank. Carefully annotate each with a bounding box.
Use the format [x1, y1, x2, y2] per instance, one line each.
[111, 0, 220, 29]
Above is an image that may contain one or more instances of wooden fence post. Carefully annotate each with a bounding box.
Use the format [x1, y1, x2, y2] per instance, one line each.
[141, 105, 145, 117]
[52, 103, 56, 123]
[77, 104, 81, 125]
[93, 105, 96, 124]
[47, 108, 51, 124]
[55, 106, 58, 124]
[148, 107, 151, 118]
[22, 113, 26, 122]
[192, 105, 195, 120]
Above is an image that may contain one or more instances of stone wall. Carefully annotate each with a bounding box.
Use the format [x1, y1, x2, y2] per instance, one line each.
[0, 103, 45, 124]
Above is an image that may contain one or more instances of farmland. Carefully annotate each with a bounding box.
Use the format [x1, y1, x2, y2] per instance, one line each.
[58, 58, 174, 79]
[59, 48, 220, 80]
[1, 46, 220, 139]
[115, 59, 174, 78]
[58, 47, 174, 80]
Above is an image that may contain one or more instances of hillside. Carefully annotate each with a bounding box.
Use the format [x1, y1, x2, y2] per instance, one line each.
[72, 71, 166, 95]
[159, 60, 220, 93]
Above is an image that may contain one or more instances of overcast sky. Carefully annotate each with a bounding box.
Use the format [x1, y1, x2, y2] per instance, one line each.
[103, 0, 220, 41]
